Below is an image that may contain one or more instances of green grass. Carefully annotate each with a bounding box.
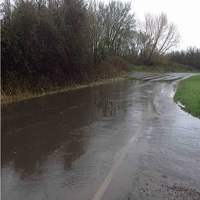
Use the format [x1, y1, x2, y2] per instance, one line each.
[129, 62, 199, 73]
[174, 75, 200, 118]
[1, 76, 127, 105]
[129, 65, 165, 73]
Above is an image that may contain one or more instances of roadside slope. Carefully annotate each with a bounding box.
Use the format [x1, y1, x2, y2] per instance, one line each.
[174, 75, 200, 118]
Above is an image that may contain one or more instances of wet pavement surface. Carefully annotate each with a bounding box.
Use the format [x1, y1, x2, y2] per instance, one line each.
[1, 73, 200, 200]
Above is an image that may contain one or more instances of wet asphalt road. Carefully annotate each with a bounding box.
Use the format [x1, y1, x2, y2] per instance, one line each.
[1, 73, 200, 200]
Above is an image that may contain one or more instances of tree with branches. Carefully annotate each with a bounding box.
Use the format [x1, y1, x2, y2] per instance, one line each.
[137, 12, 180, 65]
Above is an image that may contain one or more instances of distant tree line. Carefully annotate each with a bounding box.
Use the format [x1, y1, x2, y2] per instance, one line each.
[1, 0, 193, 95]
[168, 47, 200, 70]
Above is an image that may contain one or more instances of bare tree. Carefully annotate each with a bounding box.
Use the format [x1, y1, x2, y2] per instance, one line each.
[87, 0, 104, 53]
[1, 0, 12, 24]
[102, 1, 136, 55]
[86, 0, 136, 63]
[137, 12, 180, 65]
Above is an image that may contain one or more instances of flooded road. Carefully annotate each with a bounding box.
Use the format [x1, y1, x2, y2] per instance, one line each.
[2, 73, 200, 200]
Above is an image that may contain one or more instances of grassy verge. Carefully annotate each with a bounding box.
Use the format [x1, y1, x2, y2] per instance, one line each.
[2, 60, 198, 105]
[1, 73, 128, 105]
[129, 62, 198, 73]
[174, 75, 200, 119]
[1, 56, 130, 105]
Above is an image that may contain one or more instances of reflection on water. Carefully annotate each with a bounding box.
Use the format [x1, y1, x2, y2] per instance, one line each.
[1, 80, 137, 177]
[2, 78, 155, 199]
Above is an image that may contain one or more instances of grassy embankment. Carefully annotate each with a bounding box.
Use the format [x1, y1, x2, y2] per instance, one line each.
[1, 76, 127, 105]
[1, 59, 198, 105]
[1, 56, 129, 105]
[174, 75, 200, 119]
[129, 61, 197, 73]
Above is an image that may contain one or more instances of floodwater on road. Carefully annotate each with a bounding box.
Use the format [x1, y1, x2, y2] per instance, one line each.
[1, 73, 200, 200]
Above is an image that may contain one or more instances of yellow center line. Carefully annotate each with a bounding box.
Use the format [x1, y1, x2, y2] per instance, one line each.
[92, 114, 147, 200]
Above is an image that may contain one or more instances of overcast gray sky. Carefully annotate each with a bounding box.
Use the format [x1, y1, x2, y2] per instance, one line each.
[103, 0, 200, 50]
[130, 0, 200, 50]
[6, 0, 200, 50]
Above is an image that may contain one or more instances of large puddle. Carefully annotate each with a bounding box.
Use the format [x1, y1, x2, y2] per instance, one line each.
[2, 73, 200, 200]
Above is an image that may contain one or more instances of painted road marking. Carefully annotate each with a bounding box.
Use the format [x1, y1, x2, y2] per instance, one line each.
[92, 115, 147, 200]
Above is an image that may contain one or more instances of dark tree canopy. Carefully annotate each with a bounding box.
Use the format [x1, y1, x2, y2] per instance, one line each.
[1, 0, 138, 94]
[169, 47, 200, 70]
[2, 0, 198, 96]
